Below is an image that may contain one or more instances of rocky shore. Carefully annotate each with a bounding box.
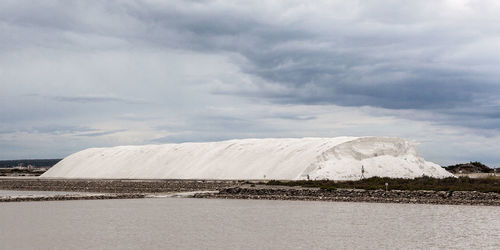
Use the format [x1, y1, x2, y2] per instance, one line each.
[2, 178, 499, 205]
[0, 193, 146, 202]
[194, 185, 500, 206]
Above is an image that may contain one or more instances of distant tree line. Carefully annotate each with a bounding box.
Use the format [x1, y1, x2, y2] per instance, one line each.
[445, 161, 495, 174]
[0, 159, 62, 168]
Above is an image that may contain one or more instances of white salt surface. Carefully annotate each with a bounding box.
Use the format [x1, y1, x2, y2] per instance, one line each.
[42, 137, 454, 180]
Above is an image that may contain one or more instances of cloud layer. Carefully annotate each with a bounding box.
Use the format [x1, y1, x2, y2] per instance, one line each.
[1, 0, 499, 166]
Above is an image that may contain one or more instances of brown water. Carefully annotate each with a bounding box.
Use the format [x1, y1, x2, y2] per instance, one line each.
[0, 198, 498, 249]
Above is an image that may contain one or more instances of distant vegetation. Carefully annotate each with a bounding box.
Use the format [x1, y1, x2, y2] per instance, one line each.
[445, 161, 494, 174]
[266, 176, 500, 193]
[0, 159, 61, 168]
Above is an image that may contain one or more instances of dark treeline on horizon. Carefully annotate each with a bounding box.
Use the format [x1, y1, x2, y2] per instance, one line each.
[0, 159, 62, 168]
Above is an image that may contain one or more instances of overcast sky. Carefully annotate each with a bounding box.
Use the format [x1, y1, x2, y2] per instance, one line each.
[1, 0, 499, 166]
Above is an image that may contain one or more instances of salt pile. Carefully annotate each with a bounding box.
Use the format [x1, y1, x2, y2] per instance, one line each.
[41, 137, 454, 180]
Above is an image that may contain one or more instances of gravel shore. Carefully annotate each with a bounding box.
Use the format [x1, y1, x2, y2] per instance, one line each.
[0, 178, 240, 193]
[2, 178, 499, 205]
[194, 185, 500, 206]
[0, 193, 146, 202]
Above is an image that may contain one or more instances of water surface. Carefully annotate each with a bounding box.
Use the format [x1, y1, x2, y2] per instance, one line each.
[0, 198, 498, 249]
[0, 190, 84, 197]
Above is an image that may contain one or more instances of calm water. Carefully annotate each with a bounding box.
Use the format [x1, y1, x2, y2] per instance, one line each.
[0, 190, 84, 197]
[0, 198, 499, 249]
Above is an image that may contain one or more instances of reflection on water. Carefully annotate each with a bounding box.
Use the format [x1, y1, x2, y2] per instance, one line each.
[0, 198, 498, 249]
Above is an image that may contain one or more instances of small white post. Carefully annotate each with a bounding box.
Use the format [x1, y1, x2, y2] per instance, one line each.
[385, 182, 388, 192]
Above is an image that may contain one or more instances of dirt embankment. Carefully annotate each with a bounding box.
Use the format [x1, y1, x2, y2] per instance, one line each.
[0, 193, 147, 202]
[2, 178, 500, 205]
[0, 178, 242, 193]
[194, 185, 500, 206]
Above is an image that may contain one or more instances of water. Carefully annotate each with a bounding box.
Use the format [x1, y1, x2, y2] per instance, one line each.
[0, 190, 84, 197]
[0, 198, 498, 249]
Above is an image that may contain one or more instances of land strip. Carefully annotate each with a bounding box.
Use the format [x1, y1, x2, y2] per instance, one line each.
[194, 185, 500, 206]
[2, 178, 500, 205]
[0, 178, 241, 194]
[0, 193, 146, 202]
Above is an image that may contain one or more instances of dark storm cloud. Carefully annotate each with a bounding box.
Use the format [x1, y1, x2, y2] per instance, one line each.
[3, 1, 500, 124]
[5, 1, 500, 117]
[44, 1, 494, 132]
[119, 1, 499, 130]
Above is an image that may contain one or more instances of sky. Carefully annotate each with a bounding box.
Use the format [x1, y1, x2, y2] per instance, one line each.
[1, 0, 499, 167]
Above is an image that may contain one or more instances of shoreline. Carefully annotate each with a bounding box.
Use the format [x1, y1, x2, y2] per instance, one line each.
[193, 185, 500, 206]
[1, 178, 499, 205]
[0, 177, 240, 193]
[0, 193, 146, 202]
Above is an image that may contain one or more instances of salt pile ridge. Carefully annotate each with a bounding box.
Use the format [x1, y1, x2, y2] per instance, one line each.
[42, 137, 454, 180]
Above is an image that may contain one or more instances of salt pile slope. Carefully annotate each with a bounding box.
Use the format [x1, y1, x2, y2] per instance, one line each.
[42, 137, 454, 180]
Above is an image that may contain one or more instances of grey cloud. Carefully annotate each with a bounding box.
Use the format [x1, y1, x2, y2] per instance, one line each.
[4, 0, 498, 131]
[50, 95, 149, 105]
[24, 93, 150, 105]
[113, 2, 500, 111]
[155, 115, 254, 133]
[2, 1, 500, 165]
[75, 129, 127, 137]
[115, 114, 163, 121]
[0, 125, 96, 135]
[150, 134, 230, 144]
[33, 125, 97, 135]
[140, 2, 498, 131]
[272, 115, 316, 121]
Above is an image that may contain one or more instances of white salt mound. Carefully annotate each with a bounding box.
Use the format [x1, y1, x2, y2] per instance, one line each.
[41, 137, 454, 180]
